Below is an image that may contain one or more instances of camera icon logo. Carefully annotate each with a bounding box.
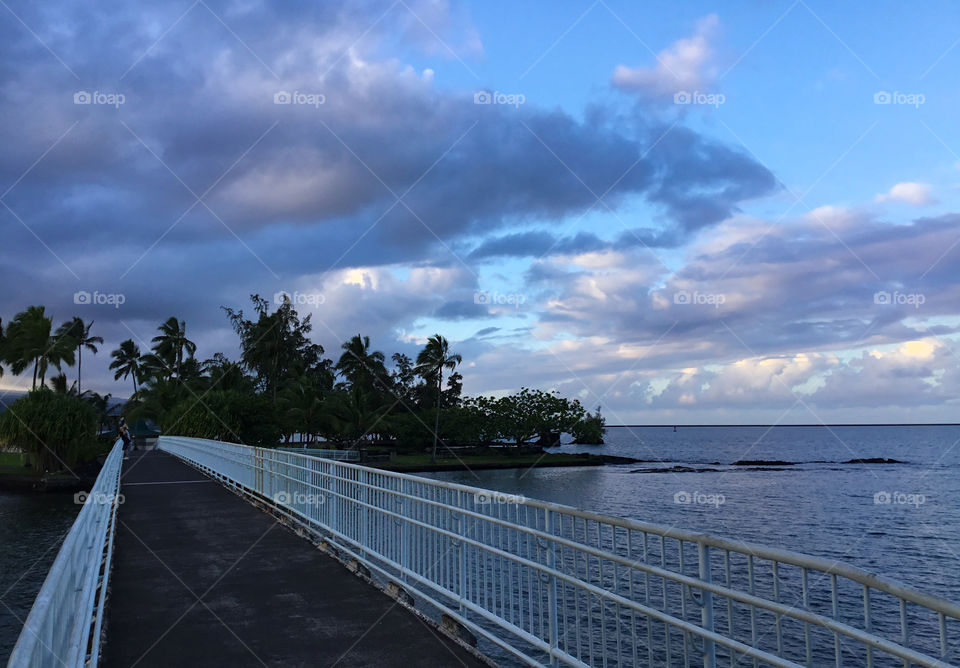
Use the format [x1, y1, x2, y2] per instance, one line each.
[74, 491, 89, 504]
[474, 492, 492, 504]
[74, 290, 92, 305]
[274, 91, 292, 105]
[873, 291, 891, 305]
[473, 291, 491, 305]
[474, 91, 492, 105]
[874, 491, 892, 504]
[673, 290, 691, 305]
[873, 91, 891, 105]
[74, 91, 91, 104]
[674, 491, 691, 504]
[674, 91, 692, 105]
[273, 291, 291, 305]
[274, 491, 291, 505]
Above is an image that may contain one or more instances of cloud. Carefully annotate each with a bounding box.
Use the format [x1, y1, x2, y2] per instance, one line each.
[876, 182, 935, 206]
[5, 1, 958, 423]
[640, 336, 960, 413]
[611, 14, 720, 101]
[517, 210, 960, 380]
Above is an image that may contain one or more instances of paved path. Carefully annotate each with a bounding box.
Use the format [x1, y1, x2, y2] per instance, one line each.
[102, 451, 487, 667]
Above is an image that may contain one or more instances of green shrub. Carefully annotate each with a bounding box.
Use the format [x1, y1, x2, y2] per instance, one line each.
[164, 390, 281, 447]
[571, 407, 606, 444]
[0, 389, 99, 472]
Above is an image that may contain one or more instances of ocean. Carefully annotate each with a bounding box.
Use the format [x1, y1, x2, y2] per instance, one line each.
[2, 425, 959, 663]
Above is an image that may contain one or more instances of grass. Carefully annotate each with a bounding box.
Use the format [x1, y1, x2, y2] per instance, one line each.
[0, 451, 27, 468]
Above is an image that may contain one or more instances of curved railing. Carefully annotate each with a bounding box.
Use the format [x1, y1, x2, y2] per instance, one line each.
[159, 436, 960, 667]
[7, 439, 124, 668]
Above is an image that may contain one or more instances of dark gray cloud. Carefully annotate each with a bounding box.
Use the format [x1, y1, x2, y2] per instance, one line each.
[0, 0, 776, 277]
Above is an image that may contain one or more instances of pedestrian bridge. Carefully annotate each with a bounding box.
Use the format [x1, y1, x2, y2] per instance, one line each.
[8, 436, 960, 667]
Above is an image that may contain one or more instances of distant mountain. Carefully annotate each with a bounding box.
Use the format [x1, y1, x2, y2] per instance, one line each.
[0, 390, 128, 414]
[0, 390, 27, 413]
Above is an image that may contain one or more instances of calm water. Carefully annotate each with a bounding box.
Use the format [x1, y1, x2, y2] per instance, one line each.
[0, 491, 78, 663]
[425, 426, 960, 602]
[2, 426, 959, 662]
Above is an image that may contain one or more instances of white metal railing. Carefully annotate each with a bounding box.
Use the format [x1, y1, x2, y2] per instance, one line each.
[276, 446, 360, 461]
[7, 439, 124, 668]
[158, 436, 960, 667]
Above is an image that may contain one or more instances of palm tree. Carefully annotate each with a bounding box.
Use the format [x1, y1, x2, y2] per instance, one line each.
[3, 306, 75, 389]
[84, 390, 112, 434]
[415, 334, 461, 463]
[203, 354, 252, 393]
[151, 317, 196, 379]
[325, 386, 391, 443]
[336, 334, 388, 393]
[278, 370, 325, 445]
[139, 352, 170, 384]
[56, 317, 103, 395]
[49, 372, 77, 395]
[110, 339, 143, 396]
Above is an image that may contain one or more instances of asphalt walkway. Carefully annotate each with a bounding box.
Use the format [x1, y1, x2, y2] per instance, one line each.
[102, 450, 486, 667]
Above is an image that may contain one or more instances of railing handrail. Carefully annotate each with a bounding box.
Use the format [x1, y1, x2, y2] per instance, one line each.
[180, 437, 959, 621]
[7, 439, 124, 668]
[158, 436, 960, 666]
[245, 440, 960, 623]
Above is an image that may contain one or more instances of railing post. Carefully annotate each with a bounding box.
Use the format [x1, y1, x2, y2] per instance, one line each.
[329, 462, 338, 534]
[545, 510, 559, 666]
[254, 447, 263, 496]
[360, 468, 369, 558]
[698, 542, 716, 668]
[400, 479, 409, 580]
[457, 492, 467, 615]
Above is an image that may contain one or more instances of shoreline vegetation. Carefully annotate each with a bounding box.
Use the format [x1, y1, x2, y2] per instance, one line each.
[0, 296, 608, 490]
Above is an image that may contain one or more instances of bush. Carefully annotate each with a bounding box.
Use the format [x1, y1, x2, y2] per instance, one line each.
[0, 389, 99, 472]
[388, 410, 435, 449]
[164, 391, 281, 447]
[572, 407, 606, 444]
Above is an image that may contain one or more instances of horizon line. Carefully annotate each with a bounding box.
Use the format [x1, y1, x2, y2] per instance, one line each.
[608, 423, 960, 428]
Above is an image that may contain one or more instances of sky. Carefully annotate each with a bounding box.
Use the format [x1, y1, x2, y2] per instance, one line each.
[2, 0, 960, 424]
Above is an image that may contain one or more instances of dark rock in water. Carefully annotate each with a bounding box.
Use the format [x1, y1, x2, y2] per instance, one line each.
[630, 465, 721, 474]
[842, 457, 905, 464]
[592, 455, 645, 464]
[732, 459, 796, 466]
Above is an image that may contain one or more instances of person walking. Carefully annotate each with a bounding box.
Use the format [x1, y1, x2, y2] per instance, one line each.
[119, 420, 132, 460]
